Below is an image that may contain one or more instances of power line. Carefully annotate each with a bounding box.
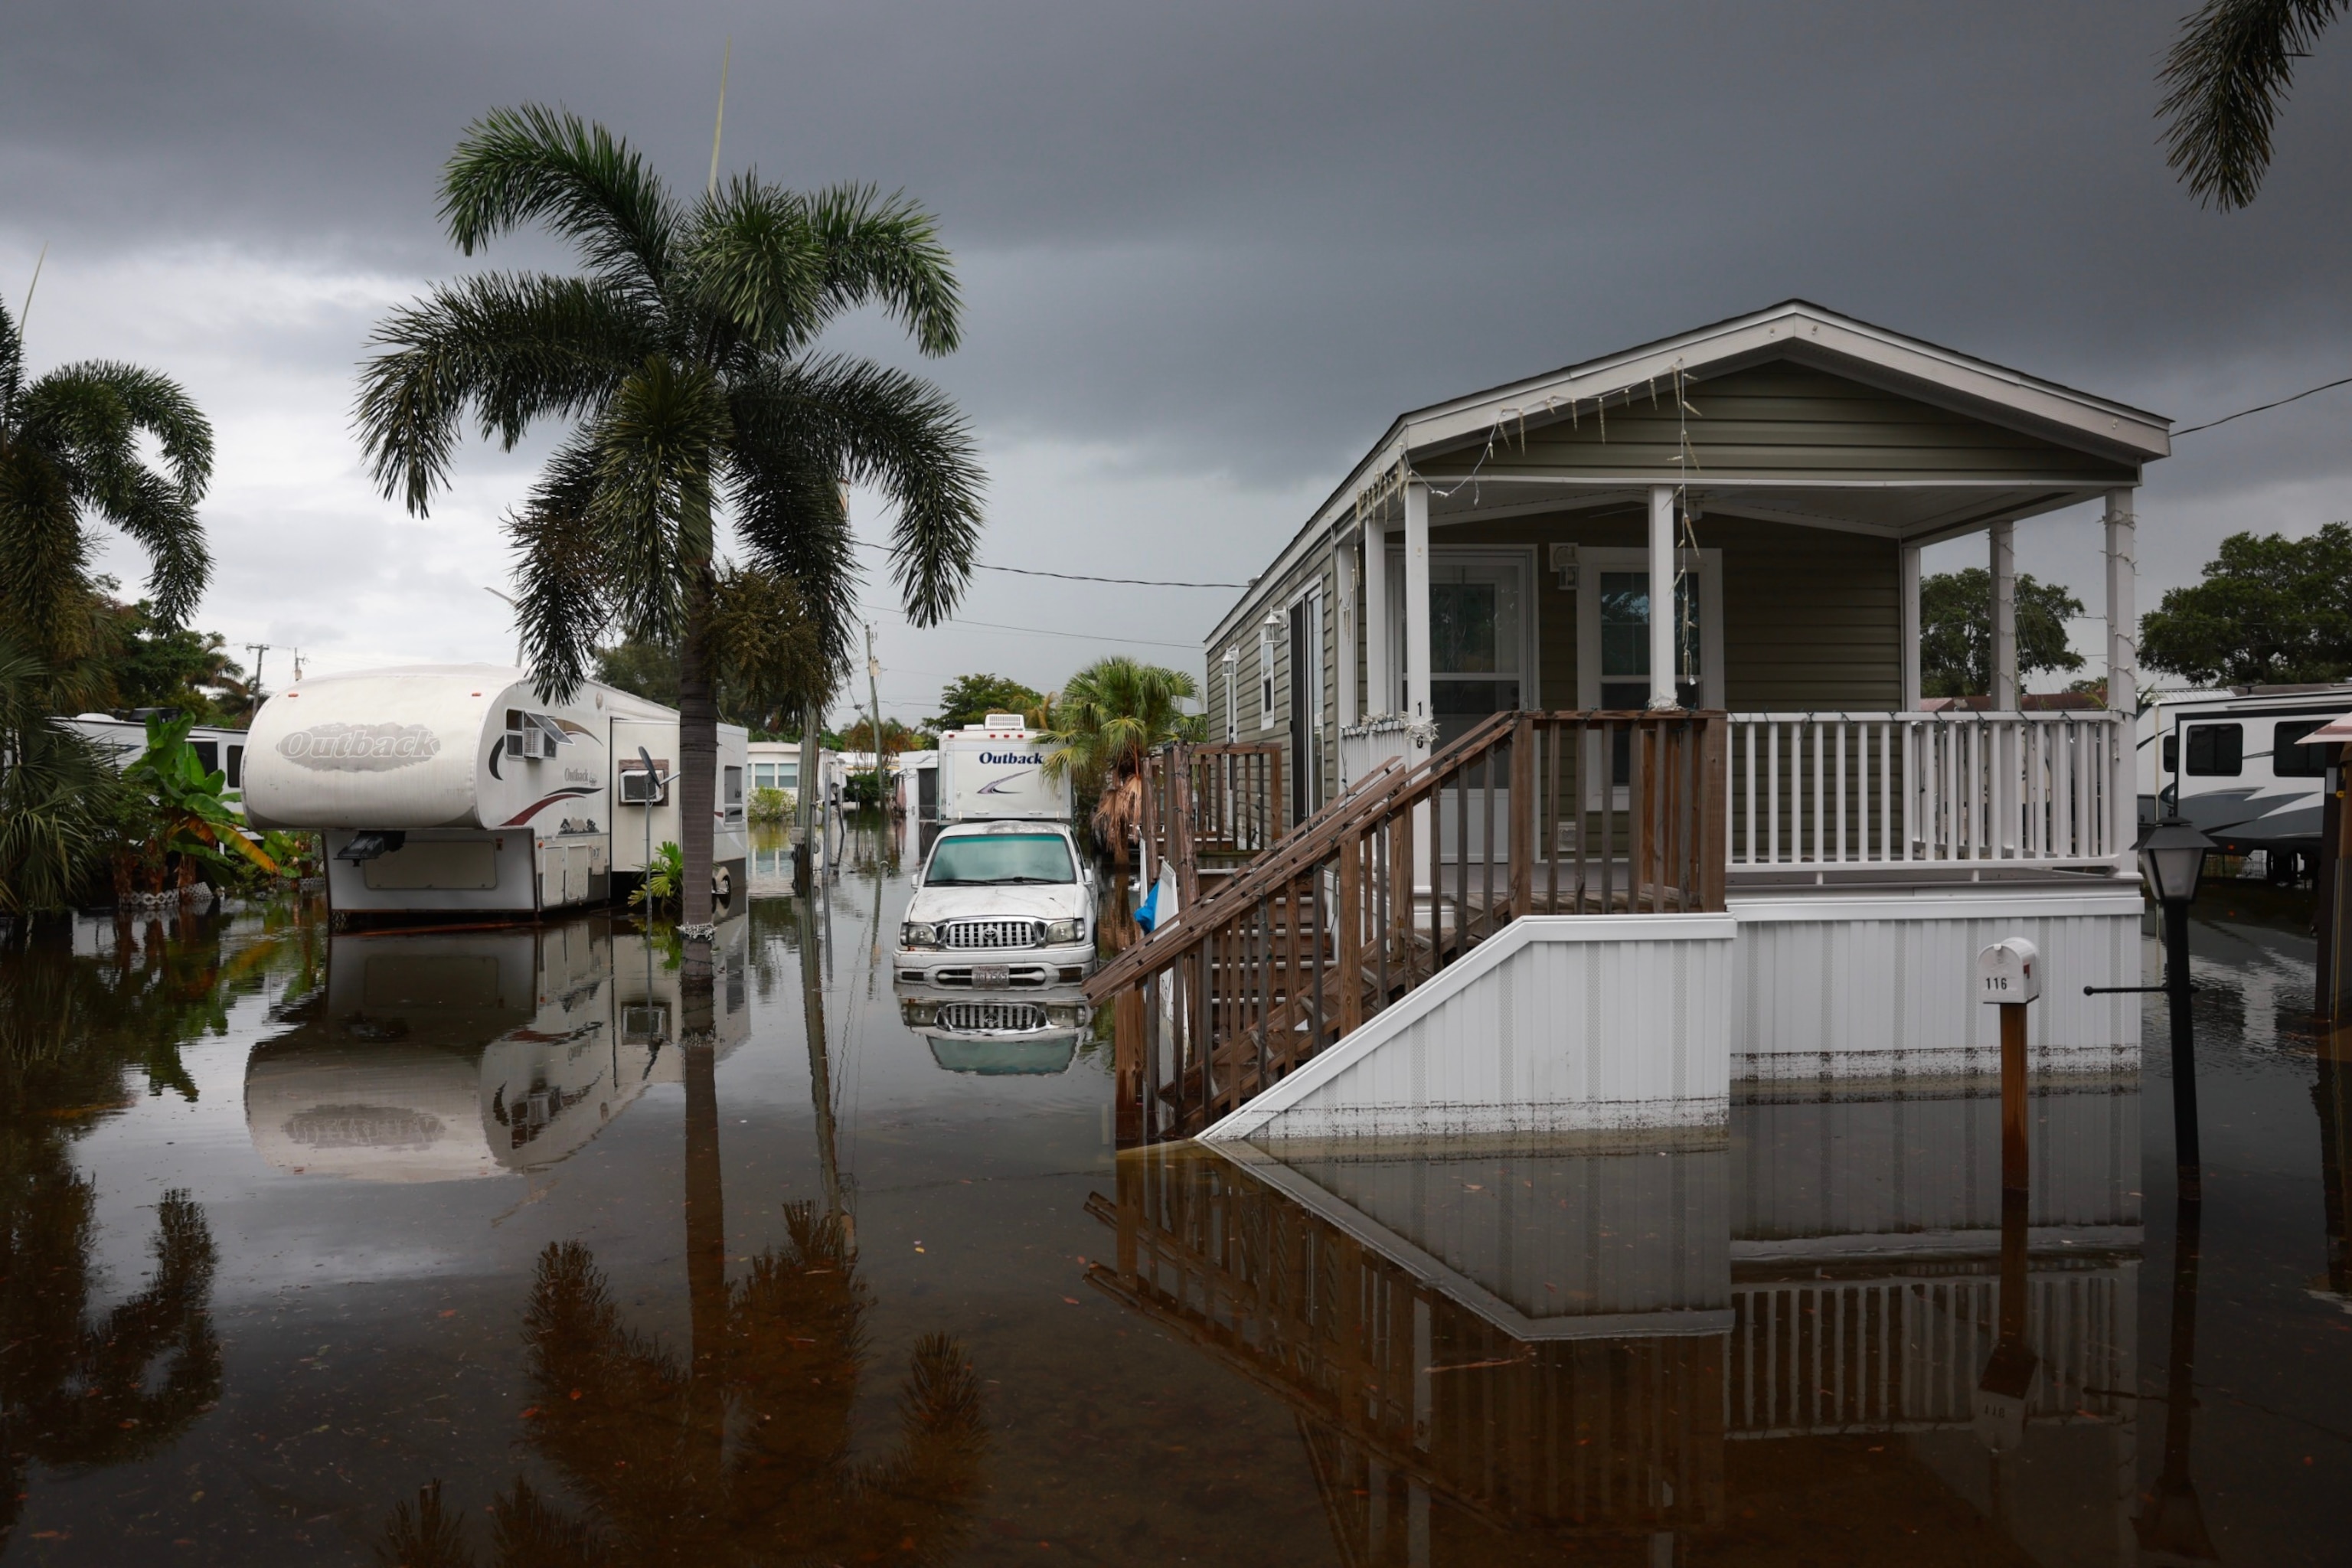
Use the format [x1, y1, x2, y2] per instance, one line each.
[2174, 372, 2352, 437]
[861, 606, 1200, 652]
[853, 538, 1243, 589]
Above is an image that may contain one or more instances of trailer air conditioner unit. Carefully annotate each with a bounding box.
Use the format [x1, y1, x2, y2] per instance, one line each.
[505, 712, 564, 761]
[620, 766, 667, 805]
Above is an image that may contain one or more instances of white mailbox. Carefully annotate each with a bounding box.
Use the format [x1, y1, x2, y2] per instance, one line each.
[1977, 937, 2041, 1004]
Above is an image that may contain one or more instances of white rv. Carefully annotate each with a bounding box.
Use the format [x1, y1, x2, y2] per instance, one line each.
[2150, 683, 2352, 880]
[243, 664, 747, 920]
[935, 714, 1072, 823]
[64, 714, 254, 815]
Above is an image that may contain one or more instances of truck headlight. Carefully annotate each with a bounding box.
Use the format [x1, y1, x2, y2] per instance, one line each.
[901, 922, 941, 949]
[1044, 918, 1085, 944]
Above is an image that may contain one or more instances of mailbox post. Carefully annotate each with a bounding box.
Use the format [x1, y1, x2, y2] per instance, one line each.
[1978, 937, 2040, 1197]
[1975, 937, 2043, 1452]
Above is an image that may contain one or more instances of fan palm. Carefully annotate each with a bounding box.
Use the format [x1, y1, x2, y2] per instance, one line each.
[1040, 657, 1200, 865]
[355, 106, 985, 934]
[0, 298, 212, 667]
[2161, 0, 2346, 209]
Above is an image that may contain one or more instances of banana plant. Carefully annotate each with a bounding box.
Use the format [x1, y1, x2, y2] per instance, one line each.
[116, 714, 274, 892]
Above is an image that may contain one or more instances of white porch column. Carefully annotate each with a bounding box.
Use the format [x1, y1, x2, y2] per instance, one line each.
[1990, 520, 2017, 709]
[1403, 481, 1432, 748]
[1900, 542, 1922, 710]
[2105, 488, 2138, 863]
[1334, 529, 1359, 732]
[1648, 485, 1677, 710]
[1362, 514, 1390, 717]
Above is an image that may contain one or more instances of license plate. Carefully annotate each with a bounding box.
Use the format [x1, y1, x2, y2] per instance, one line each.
[971, 965, 1011, 988]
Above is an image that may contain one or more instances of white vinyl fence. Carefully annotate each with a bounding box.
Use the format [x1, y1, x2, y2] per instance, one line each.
[1726, 712, 2126, 872]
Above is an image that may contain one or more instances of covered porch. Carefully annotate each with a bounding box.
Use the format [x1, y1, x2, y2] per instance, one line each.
[1209, 301, 2170, 888]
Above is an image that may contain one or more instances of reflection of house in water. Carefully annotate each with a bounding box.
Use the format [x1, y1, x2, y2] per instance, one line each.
[244, 916, 750, 1181]
[1089, 1077, 2140, 1563]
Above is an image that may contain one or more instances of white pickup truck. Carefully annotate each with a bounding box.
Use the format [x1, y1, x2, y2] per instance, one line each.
[894, 819, 1098, 988]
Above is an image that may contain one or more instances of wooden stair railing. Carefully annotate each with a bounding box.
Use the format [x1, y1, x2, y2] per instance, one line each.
[1139, 740, 1285, 908]
[1094, 710, 1727, 1145]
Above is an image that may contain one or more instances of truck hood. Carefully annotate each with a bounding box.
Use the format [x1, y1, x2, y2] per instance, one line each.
[906, 883, 1086, 923]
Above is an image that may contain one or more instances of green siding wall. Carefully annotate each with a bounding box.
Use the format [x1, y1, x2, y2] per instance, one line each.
[1417, 360, 2139, 486]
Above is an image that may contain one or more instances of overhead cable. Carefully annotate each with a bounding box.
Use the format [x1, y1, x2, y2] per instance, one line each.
[853, 538, 1241, 589]
[2174, 372, 2352, 437]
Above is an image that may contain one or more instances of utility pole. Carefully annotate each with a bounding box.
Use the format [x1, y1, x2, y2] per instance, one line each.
[289, 647, 304, 682]
[244, 643, 271, 699]
[864, 622, 886, 812]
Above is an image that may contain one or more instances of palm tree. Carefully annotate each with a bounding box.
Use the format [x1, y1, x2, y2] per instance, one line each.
[0, 297, 213, 669]
[1040, 656, 1200, 866]
[355, 106, 985, 937]
[2161, 0, 2345, 209]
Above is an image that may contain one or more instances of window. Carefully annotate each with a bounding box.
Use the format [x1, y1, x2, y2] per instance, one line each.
[2275, 720, 2333, 779]
[2184, 723, 2242, 776]
[1223, 648, 1240, 741]
[192, 740, 220, 775]
[754, 763, 775, 790]
[226, 745, 243, 788]
[2162, 733, 2177, 773]
[923, 833, 1075, 886]
[723, 766, 745, 820]
[1575, 547, 1721, 714]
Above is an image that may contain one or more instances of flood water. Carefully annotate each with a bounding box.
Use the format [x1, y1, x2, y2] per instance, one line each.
[3, 822, 2348, 1564]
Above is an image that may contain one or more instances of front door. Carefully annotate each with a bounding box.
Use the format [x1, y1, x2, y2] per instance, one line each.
[1288, 591, 1321, 824]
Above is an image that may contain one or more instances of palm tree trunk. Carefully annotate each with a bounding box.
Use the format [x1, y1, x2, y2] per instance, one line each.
[677, 572, 718, 933]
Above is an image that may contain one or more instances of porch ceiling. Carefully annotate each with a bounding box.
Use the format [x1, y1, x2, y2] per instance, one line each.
[1422, 477, 2102, 544]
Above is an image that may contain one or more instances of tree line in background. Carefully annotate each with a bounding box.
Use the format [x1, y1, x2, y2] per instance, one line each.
[1919, 521, 2352, 700]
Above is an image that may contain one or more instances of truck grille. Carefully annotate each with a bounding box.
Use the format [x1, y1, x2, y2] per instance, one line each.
[941, 919, 1044, 950]
[937, 1001, 1047, 1033]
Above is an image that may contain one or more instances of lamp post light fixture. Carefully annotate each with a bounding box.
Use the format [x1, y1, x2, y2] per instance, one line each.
[2141, 816, 2216, 1203]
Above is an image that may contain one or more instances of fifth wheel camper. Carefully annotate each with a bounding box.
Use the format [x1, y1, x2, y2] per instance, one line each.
[936, 714, 1072, 822]
[243, 664, 746, 920]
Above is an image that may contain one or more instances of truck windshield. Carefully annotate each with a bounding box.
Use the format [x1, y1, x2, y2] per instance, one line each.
[926, 834, 1075, 886]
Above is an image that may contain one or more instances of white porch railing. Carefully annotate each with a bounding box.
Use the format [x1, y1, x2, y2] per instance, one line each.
[1726, 711, 2126, 872]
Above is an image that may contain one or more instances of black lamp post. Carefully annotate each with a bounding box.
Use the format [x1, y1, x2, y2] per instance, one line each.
[2140, 816, 2216, 1204]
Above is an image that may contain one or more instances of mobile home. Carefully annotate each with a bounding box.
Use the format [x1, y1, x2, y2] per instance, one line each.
[243, 664, 746, 920]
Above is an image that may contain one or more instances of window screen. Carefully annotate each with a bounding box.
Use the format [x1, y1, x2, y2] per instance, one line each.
[2274, 720, 2334, 779]
[2184, 723, 2242, 776]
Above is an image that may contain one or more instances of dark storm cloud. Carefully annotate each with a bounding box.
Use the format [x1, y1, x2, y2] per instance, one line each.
[6, 0, 2351, 630]
[13, 5, 2352, 403]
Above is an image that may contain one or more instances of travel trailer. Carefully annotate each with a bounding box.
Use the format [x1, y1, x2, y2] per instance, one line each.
[64, 714, 253, 815]
[243, 664, 747, 920]
[936, 715, 1071, 822]
[2149, 683, 2352, 879]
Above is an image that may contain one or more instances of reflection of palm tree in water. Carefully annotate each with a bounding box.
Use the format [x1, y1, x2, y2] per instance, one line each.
[379, 874, 982, 1563]
[2, 928, 240, 1553]
[379, 1211, 985, 1567]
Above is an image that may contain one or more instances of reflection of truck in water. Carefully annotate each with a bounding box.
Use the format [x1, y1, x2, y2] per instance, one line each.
[2149, 684, 2352, 880]
[243, 914, 749, 1181]
[898, 987, 1093, 1075]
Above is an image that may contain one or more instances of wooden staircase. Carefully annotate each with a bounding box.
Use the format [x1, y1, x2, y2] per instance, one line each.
[1090, 710, 1727, 1145]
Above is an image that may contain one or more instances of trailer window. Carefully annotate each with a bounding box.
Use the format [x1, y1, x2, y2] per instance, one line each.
[2162, 733, 2177, 773]
[192, 740, 220, 775]
[2274, 720, 2334, 779]
[924, 834, 1075, 886]
[2184, 723, 2242, 776]
[227, 745, 243, 787]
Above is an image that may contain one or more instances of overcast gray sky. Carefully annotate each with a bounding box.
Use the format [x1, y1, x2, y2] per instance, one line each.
[6, 0, 2349, 722]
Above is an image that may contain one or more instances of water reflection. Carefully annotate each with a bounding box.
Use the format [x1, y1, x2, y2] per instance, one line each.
[243, 916, 750, 1181]
[898, 986, 1094, 1076]
[1095, 1077, 2145, 1561]
[0, 906, 314, 1549]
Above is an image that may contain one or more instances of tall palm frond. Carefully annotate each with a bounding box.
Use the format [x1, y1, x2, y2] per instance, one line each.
[354, 106, 985, 930]
[0, 299, 214, 662]
[2161, 0, 2347, 209]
